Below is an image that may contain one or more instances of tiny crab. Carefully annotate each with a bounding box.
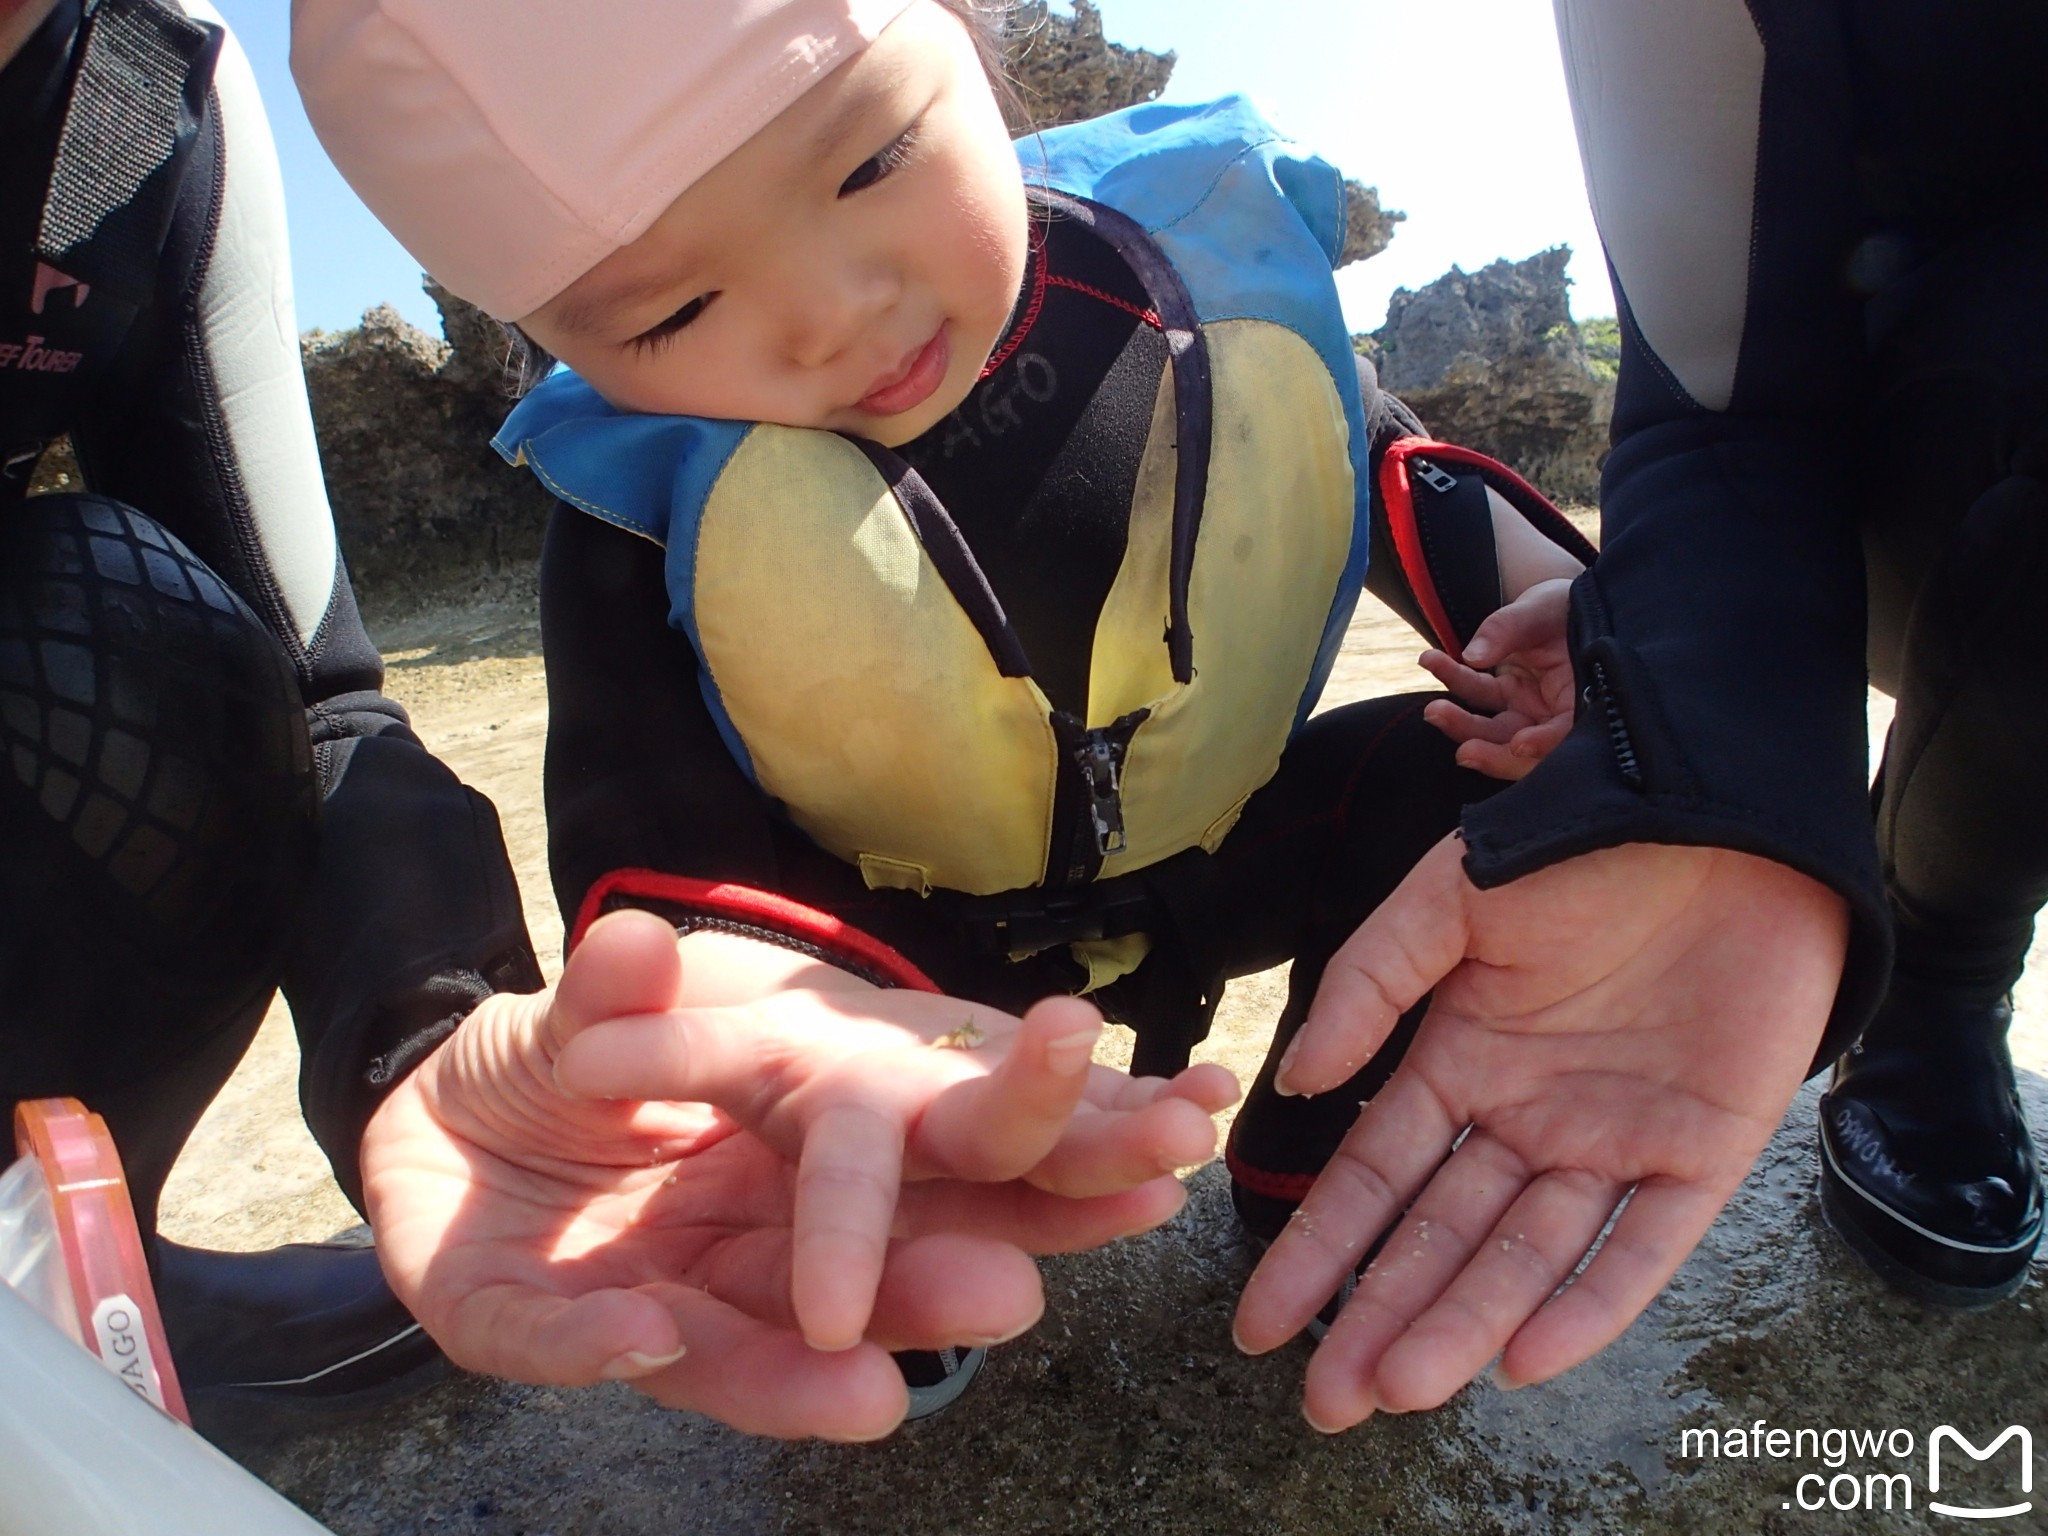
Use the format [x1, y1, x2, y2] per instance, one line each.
[933, 1017, 987, 1050]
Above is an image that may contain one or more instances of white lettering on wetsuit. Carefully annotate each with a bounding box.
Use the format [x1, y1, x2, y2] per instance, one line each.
[927, 352, 1059, 460]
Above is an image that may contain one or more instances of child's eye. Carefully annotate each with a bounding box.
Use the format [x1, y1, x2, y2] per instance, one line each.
[839, 129, 918, 197]
[630, 294, 714, 353]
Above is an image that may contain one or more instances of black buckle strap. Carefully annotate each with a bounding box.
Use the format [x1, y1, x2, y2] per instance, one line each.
[948, 880, 1163, 959]
[0, 0, 218, 459]
[941, 841, 1223, 961]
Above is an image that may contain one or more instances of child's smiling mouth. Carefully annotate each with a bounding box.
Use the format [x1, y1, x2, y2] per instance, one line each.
[856, 325, 951, 417]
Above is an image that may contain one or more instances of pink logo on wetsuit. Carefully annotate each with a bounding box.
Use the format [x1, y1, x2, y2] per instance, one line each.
[30, 262, 89, 316]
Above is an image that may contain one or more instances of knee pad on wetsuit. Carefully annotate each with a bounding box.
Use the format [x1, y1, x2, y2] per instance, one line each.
[0, 494, 316, 1089]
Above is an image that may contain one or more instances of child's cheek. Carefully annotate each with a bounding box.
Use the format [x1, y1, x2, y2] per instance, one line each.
[952, 177, 1029, 339]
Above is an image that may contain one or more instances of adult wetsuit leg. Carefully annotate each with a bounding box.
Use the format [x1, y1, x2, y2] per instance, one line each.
[0, 494, 315, 1237]
[1818, 213, 2048, 1304]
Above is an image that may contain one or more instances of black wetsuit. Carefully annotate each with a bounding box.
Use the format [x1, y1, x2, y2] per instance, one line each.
[540, 205, 1502, 1219]
[0, 0, 537, 1232]
[1479, 1, 2048, 1057]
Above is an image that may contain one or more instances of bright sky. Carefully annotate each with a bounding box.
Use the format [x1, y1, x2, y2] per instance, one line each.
[215, 0, 1614, 338]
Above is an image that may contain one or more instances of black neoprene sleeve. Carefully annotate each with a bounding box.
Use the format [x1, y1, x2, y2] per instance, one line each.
[1458, 411, 1890, 1062]
[1467, 1, 1891, 1062]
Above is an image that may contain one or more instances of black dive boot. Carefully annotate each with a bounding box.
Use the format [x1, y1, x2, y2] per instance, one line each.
[157, 1236, 449, 1445]
[1818, 983, 2042, 1307]
[895, 1346, 987, 1420]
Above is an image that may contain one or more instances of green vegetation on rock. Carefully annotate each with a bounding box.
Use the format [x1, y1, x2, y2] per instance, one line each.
[1578, 315, 1621, 381]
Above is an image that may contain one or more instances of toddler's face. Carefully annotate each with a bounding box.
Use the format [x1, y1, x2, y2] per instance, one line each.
[520, 1, 1027, 447]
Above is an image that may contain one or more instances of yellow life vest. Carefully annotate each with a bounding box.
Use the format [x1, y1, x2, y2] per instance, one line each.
[496, 98, 1372, 980]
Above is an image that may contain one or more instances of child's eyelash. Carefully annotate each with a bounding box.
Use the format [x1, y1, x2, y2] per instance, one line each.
[624, 120, 922, 355]
[839, 127, 920, 197]
[630, 293, 713, 354]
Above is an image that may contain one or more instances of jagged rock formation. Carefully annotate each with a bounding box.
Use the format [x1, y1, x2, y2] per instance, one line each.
[1365, 247, 1612, 504]
[298, 286, 554, 598]
[1001, 1, 1175, 132]
[1002, 3, 1399, 269]
[1339, 182, 1403, 268]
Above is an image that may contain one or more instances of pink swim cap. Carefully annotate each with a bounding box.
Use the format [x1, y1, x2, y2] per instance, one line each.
[291, 0, 917, 319]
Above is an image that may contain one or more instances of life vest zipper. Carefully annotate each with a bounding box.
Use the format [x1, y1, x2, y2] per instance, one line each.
[1072, 726, 1130, 858]
[1048, 706, 1149, 885]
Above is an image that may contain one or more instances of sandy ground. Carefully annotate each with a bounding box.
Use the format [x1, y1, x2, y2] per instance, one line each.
[155, 571, 2048, 1535]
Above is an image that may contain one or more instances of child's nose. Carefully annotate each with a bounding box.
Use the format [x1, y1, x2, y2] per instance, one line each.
[784, 261, 899, 370]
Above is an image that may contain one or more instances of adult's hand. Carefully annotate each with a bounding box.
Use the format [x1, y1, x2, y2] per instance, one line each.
[1232, 837, 1847, 1431]
[361, 910, 1234, 1441]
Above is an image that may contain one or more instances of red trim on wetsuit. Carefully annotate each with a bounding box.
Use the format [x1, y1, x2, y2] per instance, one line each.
[1379, 439, 1472, 659]
[1377, 436, 1591, 664]
[1045, 274, 1162, 330]
[1225, 1144, 1320, 1202]
[980, 235, 1166, 380]
[981, 230, 1049, 379]
[572, 869, 941, 993]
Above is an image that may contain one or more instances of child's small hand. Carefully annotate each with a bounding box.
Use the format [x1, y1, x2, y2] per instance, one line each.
[548, 918, 1240, 1353]
[1419, 577, 1576, 781]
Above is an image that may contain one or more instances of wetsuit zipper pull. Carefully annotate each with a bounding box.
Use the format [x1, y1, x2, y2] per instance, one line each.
[1411, 456, 1459, 496]
[1072, 728, 1130, 857]
[1582, 658, 1644, 790]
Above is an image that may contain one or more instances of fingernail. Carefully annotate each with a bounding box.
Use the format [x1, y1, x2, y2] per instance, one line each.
[1046, 1026, 1103, 1075]
[1302, 1403, 1347, 1435]
[1464, 641, 1493, 665]
[1151, 1179, 1190, 1225]
[1274, 1042, 1303, 1096]
[599, 1344, 687, 1379]
[1490, 1362, 1527, 1393]
[967, 1318, 1037, 1347]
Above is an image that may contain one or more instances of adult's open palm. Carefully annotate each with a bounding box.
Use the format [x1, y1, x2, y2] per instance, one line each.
[1233, 836, 1848, 1431]
[361, 912, 1221, 1441]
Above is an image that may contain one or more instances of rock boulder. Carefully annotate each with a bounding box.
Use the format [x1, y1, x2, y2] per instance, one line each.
[298, 288, 554, 602]
[1366, 247, 1612, 504]
[1001, 0, 1175, 132]
[1001, 4, 1399, 269]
